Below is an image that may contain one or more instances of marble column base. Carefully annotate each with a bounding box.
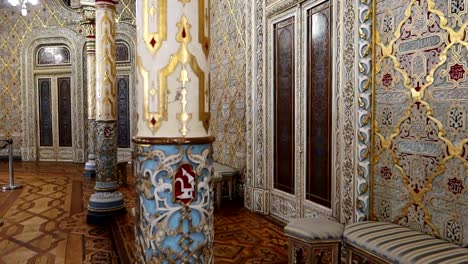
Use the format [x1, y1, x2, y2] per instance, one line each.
[87, 121, 125, 225]
[83, 158, 96, 178]
[87, 190, 126, 225]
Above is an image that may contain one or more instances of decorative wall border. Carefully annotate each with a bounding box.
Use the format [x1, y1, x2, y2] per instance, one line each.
[338, 0, 357, 224]
[332, 0, 342, 220]
[245, 0, 253, 201]
[245, 0, 270, 214]
[20, 27, 86, 162]
[355, 0, 372, 222]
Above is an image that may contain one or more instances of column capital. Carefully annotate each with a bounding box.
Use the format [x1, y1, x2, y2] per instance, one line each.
[80, 5, 96, 39]
[95, 0, 118, 6]
[80, 0, 95, 6]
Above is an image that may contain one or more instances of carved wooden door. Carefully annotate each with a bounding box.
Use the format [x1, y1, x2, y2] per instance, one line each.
[37, 75, 73, 161]
[117, 75, 130, 149]
[273, 16, 296, 195]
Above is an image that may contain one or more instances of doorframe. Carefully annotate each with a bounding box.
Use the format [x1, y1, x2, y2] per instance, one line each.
[21, 28, 86, 162]
[264, 0, 336, 222]
[115, 27, 137, 162]
[35, 73, 74, 161]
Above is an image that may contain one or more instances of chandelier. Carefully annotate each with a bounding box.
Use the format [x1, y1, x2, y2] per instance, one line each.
[7, 0, 39, 16]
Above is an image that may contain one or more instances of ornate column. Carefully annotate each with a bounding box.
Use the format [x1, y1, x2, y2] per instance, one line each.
[81, 2, 97, 178]
[71, 0, 82, 9]
[87, 0, 125, 224]
[133, 0, 213, 263]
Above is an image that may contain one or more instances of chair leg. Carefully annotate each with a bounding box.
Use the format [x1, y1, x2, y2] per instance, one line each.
[216, 181, 222, 208]
[228, 177, 233, 200]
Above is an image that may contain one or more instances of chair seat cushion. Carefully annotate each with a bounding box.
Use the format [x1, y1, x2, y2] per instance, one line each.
[284, 218, 344, 243]
[344, 221, 468, 264]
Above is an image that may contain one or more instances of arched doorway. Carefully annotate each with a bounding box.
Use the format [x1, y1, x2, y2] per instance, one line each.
[21, 29, 86, 162]
[34, 45, 74, 161]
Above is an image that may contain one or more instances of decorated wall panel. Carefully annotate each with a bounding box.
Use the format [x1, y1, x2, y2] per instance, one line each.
[373, 0, 468, 246]
[209, 0, 247, 178]
[0, 1, 78, 156]
[115, 0, 136, 25]
[0, 0, 135, 160]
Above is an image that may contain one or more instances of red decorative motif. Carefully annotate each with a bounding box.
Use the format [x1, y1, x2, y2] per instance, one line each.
[182, 28, 187, 38]
[150, 117, 157, 126]
[447, 178, 464, 195]
[382, 73, 393, 87]
[103, 127, 111, 137]
[381, 166, 393, 180]
[149, 37, 157, 48]
[449, 64, 465, 81]
[415, 82, 422, 92]
[174, 164, 197, 205]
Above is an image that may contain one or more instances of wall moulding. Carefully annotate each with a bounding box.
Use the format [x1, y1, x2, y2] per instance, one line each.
[266, 0, 304, 16]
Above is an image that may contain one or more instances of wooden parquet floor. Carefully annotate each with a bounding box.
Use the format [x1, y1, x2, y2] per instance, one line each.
[0, 161, 288, 264]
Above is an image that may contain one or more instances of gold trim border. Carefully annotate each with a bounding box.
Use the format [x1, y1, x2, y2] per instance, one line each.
[137, 56, 164, 132]
[132, 136, 215, 145]
[198, 0, 210, 57]
[143, 0, 167, 56]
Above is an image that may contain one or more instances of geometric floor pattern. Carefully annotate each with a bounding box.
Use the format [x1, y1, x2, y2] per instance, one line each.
[0, 161, 288, 264]
[0, 161, 118, 264]
[213, 205, 288, 263]
[0, 175, 74, 264]
[112, 199, 289, 264]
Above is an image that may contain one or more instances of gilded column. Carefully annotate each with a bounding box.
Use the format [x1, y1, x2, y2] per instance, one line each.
[133, 0, 213, 263]
[87, 0, 125, 224]
[81, 2, 97, 178]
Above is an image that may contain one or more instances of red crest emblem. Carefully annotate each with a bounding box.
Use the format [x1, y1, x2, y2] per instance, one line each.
[447, 178, 464, 195]
[381, 166, 393, 180]
[104, 127, 112, 137]
[174, 164, 197, 204]
[382, 73, 393, 88]
[449, 64, 465, 82]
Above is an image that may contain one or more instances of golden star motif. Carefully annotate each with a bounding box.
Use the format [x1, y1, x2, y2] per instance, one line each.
[178, 0, 190, 6]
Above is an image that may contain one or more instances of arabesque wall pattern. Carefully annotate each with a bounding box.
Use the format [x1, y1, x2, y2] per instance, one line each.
[373, 0, 468, 246]
[209, 0, 247, 182]
[0, 1, 78, 156]
[0, 0, 135, 159]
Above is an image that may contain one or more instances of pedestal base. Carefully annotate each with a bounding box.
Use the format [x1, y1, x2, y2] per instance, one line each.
[83, 170, 96, 178]
[2, 184, 23, 191]
[87, 207, 126, 225]
[83, 161, 96, 178]
[87, 191, 126, 225]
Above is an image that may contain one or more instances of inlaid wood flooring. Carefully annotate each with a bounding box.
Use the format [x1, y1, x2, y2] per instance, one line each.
[0, 161, 288, 263]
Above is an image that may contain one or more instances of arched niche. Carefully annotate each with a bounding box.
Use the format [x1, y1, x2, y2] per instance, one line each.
[21, 27, 86, 162]
[115, 24, 137, 162]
